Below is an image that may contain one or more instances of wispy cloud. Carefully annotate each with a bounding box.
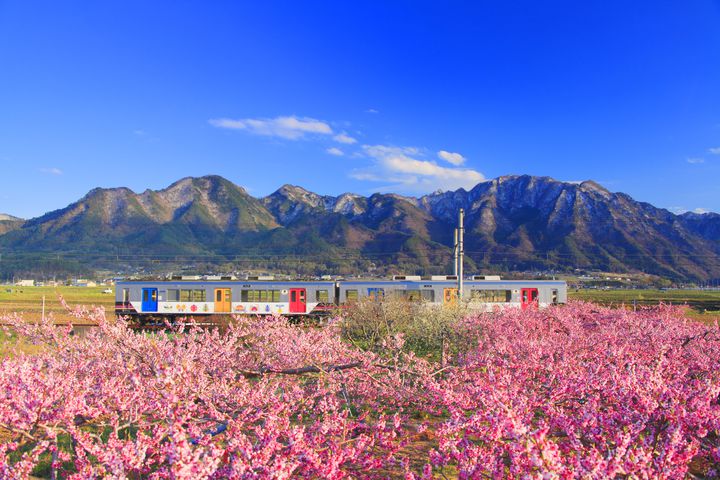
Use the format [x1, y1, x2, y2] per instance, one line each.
[709, 147, 720, 155]
[670, 206, 710, 215]
[354, 145, 484, 193]
[687, 157, 705, 164]
[365, 108, 379, 114]
[133, 129, 147, 136]
[437, 150, 466, 166]
[334, 132, 357, 144]
[209, 115, 333, 140]
[326, 147, 344, 156]
[39, 167, 63, 176]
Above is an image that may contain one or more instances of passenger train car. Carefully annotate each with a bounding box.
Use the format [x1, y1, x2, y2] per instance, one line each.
[115, 275, 567, 321]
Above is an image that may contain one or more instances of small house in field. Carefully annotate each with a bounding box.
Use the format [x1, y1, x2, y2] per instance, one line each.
[16, 279, 35, 287]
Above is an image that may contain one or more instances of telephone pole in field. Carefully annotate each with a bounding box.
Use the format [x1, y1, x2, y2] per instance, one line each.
[457, 208, 464, 300]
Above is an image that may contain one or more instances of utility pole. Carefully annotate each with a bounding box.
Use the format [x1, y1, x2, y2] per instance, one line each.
[453, 228, 458, 277]
[457, 208, 464, 300]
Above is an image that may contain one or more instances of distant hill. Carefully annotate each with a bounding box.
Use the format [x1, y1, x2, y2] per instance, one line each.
[0, 214, 23, 235]
[1, 175, 719, 280]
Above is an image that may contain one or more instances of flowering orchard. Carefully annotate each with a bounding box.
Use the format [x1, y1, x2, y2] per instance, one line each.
[0, 302, 719, 478]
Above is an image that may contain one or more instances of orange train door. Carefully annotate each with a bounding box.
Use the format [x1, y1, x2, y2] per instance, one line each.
[214, 288, 231, 313]
[289, 288, 306, 313]
[443, 288, 458, 305]
[520, 288, 538, 310]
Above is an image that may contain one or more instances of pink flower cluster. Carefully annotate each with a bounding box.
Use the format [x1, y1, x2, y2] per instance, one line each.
[1, 301, 719, 478]
[422, 303, 720, 479]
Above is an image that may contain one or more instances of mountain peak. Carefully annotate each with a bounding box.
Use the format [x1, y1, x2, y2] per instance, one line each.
[2, 174, 719, 281]
[0, 213, 21, 222]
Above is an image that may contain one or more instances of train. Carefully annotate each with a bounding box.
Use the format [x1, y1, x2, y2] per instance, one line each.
[115, 275, 567, 321]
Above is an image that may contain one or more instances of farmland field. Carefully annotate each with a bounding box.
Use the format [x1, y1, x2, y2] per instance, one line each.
[0, 286, 115, 324]
[569, 288, 720, 324]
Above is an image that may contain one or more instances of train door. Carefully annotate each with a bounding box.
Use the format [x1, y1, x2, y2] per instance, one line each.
[521, 288, 538, 310]
[214, 288, 231, 313]
[141, 288, 158, 312]
[289, 288, 306, 313]
[443, 288, 458, 305]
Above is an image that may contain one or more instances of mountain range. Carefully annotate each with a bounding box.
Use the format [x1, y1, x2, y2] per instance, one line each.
[1, 175, 719, 281]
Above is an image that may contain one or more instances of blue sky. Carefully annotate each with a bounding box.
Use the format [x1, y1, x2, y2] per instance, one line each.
[1, 0, 720, 219]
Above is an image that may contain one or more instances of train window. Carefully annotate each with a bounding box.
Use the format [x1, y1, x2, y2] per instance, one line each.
[167, 289, 179, 302]
[471, 290, 512, 302]
[367, 288, 384, 301]
[316, 290, 329, 302]
[552, 289, 558, 304]
[346, 289, 358, 301]
[122, 288, 130, 303]
[192, 290, 206, 302]
[241, 290, 280, 302]
[406, 291, 421, 302]
[420, 289, 435, 302]
[180, 290, 191, 302]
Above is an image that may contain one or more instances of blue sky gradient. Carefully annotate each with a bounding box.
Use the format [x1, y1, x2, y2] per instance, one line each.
[1, 1, 720, 218]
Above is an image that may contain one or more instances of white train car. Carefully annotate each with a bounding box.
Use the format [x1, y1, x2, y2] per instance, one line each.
[115, 276, 567, 321]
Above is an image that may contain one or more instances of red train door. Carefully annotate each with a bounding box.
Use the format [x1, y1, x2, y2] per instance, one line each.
[289, 288, 306, 313]
[521, 288, 538, 310]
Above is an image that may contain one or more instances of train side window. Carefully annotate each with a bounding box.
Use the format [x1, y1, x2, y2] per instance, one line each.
[316, 290, 329, 302]
[367, 288, 384, 301]
[192, 289, 206, 302]
[151, 290, 157, 302]
[471, 290, 512, 302]
[122, 288, 130, 303]
[272, 290, 280, 302]
[259, 290, 268, 302]
[406, 291, 421, 302]
[421, 289, 435, 302]
[167, 289, 179, 301]
[142, 290, 148, 302]
[346, 290, 358, 302]
[552, 289, 558, 304]
[180, 290, 191, 302]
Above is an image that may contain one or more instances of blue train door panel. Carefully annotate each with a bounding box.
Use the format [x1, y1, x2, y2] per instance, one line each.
[142, 288, 158, 312]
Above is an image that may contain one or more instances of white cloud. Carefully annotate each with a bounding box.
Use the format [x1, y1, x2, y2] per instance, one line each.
[437, 150, 466, 166]
[669, 206, 709, 215]
[39, 167, 63, 175]
[709, 147, 720, 155]
[334, 132, 358, 144]
[133, 129, 146, 136]
[687, 157, 705, 164]
[326, 147, 344, 156]
[209, 115, 333, 140]
[354, 145, 485, 193]
[365, 108, 379, 114]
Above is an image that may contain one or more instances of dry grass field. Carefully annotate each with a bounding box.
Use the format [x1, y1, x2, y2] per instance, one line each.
[0, 286, 115, 325]
[569, 288, 720, 324]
